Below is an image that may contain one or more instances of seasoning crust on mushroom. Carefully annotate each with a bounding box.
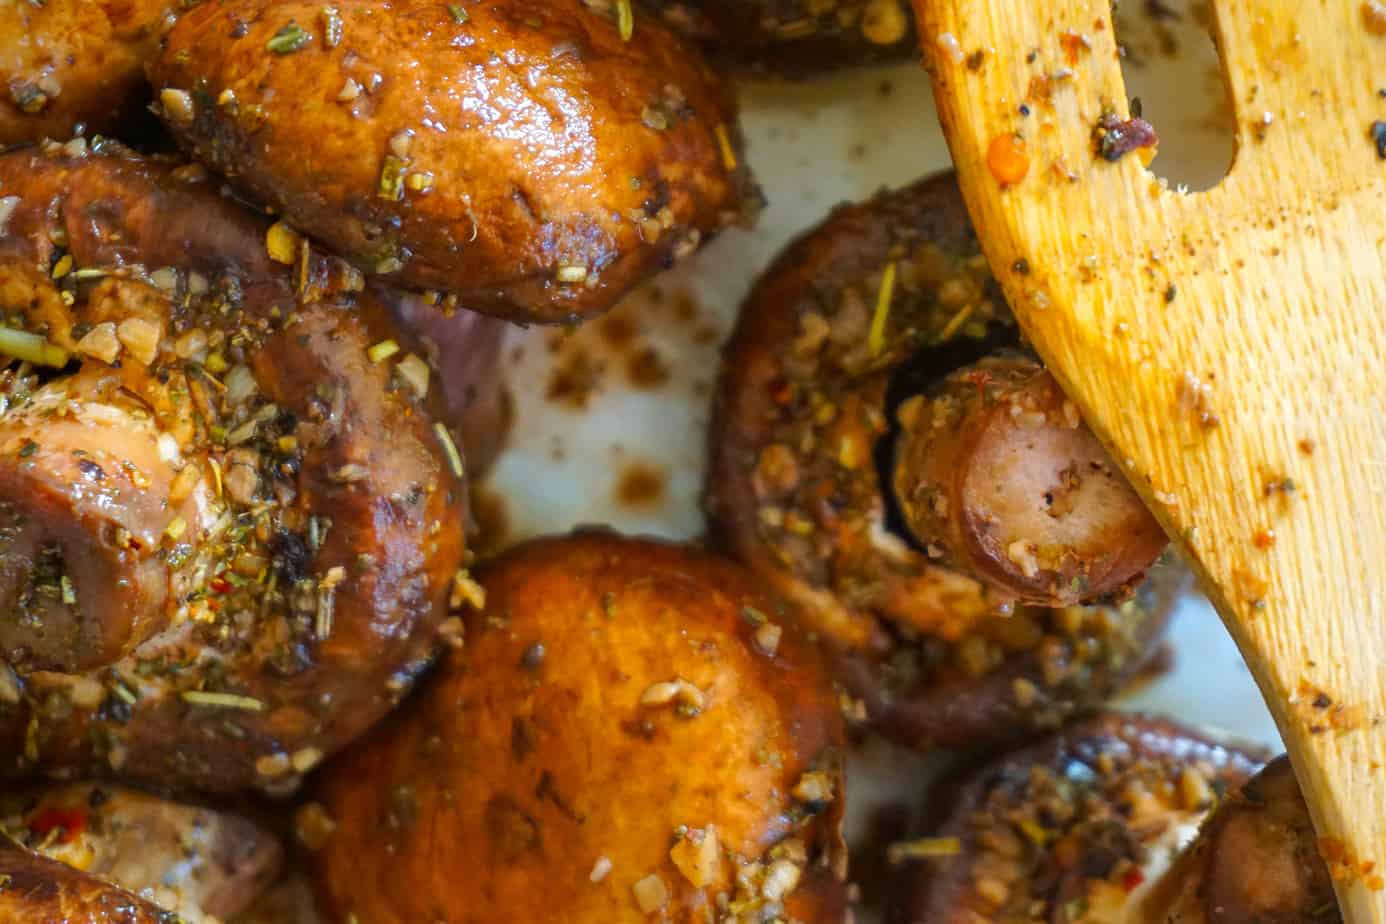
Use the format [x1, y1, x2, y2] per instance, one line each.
[0, 781, 283, 923]
[890, 715, 1339, 924]
[0, 140, 477, 793]
[149, 0, 758, 325]
[889, 713, 1267, 924]
[706, 172, 1174, 748]
[638, 0, 917, 75]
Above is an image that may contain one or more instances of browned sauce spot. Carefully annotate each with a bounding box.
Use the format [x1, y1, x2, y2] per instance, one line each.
[599, 314, 639, 350]
[626, 346, 670, 389]
[545, 347, 604, 409]
[615, 462, 667, 508]
[693, 324, 720, 345]
[669, 292, 700, 324]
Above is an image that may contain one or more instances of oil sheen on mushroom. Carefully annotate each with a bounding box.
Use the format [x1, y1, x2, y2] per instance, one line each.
[311, 532, 850, 924]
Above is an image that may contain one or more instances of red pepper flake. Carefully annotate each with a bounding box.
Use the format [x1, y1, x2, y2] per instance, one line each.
[769, 378, 795, 406]
[1060, 31, 1091, 66]
[1298, 438, 1316, 456]
[1365, 1, 1386, 36]
[28, 807, 87, 844]
[1121, 866, 1146, 892]
[987, 134, 1030, 187]
[1319, 835, 1385, 890]
[210, 576, 232, 594]
[1094, 111, 1159, 162]
[1253, 529, 1277, 549]
[1321, 835, 1349, 865]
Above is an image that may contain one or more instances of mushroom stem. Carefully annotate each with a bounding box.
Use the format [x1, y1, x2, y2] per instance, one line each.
[0, 368, 206, 673]
[1136, 756, 1338, 923]
[891, 354, 1166, 605]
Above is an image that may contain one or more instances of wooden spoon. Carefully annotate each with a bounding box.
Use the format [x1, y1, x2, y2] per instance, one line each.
[912, 0, 1386, 918]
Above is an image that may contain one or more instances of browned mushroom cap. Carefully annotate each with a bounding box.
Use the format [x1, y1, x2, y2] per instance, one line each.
[0, 140, 471, 794]
[148, 0, 757, 325]
[889, 713, 1268, 924]
[1138, 755, 1340, 924]
[0, 0, 177, 147]
[893, 354, 1167, 605]
[640, 0, 916, 75]
[0, 782, 282, 922]
[0, 842, 171, 924]
[705, 172, 1173, 748]
[311, 531, 848, 924]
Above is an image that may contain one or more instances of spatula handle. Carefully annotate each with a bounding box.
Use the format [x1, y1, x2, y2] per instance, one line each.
[914, 1, 1386, 920]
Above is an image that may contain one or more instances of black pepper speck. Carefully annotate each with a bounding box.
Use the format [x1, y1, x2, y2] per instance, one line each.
[520, 643, 546, 670]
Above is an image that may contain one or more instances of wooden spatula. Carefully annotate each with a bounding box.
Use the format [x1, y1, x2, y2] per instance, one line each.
[912, 0, 1386, 918]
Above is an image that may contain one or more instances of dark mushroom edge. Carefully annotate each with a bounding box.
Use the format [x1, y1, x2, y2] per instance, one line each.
[889, 712, 1273, 924]
[705, 172, 1172, 749]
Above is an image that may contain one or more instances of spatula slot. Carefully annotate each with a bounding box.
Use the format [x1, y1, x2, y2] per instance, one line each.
[1115, 0, 1234, 192]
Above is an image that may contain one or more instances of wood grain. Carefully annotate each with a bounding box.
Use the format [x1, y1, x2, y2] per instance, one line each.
[913, 1, 1386, 918]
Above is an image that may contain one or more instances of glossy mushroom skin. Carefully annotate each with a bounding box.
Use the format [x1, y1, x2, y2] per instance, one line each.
[705, 172, 1173, 748]
[639, 0, 916, 76]
[150, 0, 757, 325]
[893, 353, 1168, 605]
[0, 0, 177, 147]
[1140, 756, 1340, 924]
[0, 141, 471, 794]
[0, 366, 206, 673]
[0, 782, 282, 923]
[0, 843, 172, 924]
[890, 714, 1267, 924]
[312, 532, 848, 924]
[382, 290, 511, 475]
